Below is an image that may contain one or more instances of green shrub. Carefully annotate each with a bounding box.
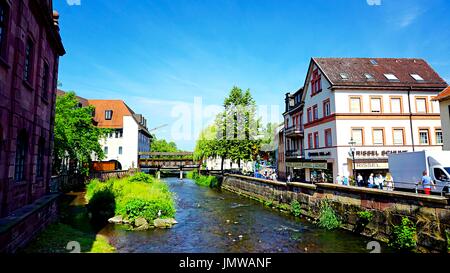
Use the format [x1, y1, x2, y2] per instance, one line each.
[291, 200, 301, 217]
[278, 203, 290, 212]
[357, 211, 374, 222]
[128, 172, 153, 183]
[318, 201, 341, 230]
[389, 217, 417, 251]
[192, 174, 219, 188]
[186, 170, 200, 180]
[86, 174, 176, 224]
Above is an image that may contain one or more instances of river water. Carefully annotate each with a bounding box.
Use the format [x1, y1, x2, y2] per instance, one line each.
[100, 177, 390, 253]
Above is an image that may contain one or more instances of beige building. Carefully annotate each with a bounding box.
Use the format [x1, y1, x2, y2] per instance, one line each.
[433, 86, 450, 150]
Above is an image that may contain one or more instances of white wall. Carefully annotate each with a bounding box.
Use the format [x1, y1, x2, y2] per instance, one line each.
[440, 100, 450, 151]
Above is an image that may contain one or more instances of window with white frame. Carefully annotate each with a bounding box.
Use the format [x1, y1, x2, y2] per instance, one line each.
[390, 97, 402, 113]
[436, 129, 443, 145]
[373, 129, 384, 145]
[350, 97, 361, 113]
[416, 98, 427, 113]
[371, 97, 382, 113]
[393, 129, 404, 145]
[419, 129, 429, 145]
[351, 129, 363, 145]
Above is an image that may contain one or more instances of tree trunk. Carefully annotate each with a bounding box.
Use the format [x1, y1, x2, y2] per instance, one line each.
[221, 156, 224, 173]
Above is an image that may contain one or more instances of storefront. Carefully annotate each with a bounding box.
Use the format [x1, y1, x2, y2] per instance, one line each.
[286, 161, 332, 183]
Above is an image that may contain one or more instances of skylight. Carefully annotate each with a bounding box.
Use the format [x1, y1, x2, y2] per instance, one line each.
[370, 59, 378, 65]
[410, 74, 424, 81]
[340, 73, 349, 80]
[364, 73, 374, 79]
[384, 73, 399, 81]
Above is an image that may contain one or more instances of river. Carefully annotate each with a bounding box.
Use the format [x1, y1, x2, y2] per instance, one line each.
[100, 177, 391, 253]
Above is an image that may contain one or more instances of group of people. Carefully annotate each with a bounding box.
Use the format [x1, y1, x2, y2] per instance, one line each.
[335, 172, 395, 191]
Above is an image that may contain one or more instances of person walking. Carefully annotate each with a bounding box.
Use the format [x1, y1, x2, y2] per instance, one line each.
[357, 173, 363, 187]
[342, 176, 349, 186]
[385, 173, 394, 191]
[287, 174, 291, 183]
[378, 174, 384, 190]
[335, 174, 341, 185]
[420, 170, 435, 195]
[368, 173, 375, 188]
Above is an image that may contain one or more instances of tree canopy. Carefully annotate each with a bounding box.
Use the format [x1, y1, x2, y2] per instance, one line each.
[150, 138, 180, 152]
[54, 91, 109, 175]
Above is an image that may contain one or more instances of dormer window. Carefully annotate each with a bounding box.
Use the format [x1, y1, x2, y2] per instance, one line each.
[410, 74, 424, 81]
[384, 73, 399, 81]
[364, 73, 374, 80]
[105, 110, 113, 120]
[340, 73, 349, 80]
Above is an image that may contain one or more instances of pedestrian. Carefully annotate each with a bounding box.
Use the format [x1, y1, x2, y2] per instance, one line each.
[342, 176, 349, 186]
[385, 173, 394, 191]
[287, 174, 291, 183]
[378, 174, 384, 190]
[335, 174, 341, 185]
[420, 170, 435, 195]
[357, 173, 363, 187]
[368, 173, 375, 188]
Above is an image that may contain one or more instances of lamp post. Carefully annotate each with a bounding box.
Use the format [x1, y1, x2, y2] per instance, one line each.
[348, 137, 356, 185]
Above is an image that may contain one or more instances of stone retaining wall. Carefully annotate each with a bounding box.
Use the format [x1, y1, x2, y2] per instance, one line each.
[222, 174, 450, 253]
[0, 194, 59, 253]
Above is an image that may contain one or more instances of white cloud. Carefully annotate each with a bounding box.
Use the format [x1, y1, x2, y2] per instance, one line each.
[366, 0, 382, 6]
[66, 0, 81, 6]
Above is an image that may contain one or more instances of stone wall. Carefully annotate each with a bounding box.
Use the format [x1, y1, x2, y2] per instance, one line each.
[222, 174, 450, 253]
[0, 193, 59, 253]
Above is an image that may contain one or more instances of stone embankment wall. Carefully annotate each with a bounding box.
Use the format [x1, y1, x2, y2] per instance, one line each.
[222, 174, 450, 253]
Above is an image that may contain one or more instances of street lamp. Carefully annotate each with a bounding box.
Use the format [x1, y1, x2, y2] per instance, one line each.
[348, 137, 356, 184]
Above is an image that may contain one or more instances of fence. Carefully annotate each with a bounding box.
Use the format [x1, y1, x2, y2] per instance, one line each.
[50, 169, 136, 193]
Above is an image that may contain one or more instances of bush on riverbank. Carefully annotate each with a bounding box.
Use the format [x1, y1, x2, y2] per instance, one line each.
[187, 171, 219, 188]
[86, 173, 176, 224]
[389, 217, 417, 251]
[317, 200, 341, 230]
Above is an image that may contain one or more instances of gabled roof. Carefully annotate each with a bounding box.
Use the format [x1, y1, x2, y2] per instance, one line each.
[87, 100, 135, 129]
[311, 58, 447, 90]
[433, 86, 450, 102]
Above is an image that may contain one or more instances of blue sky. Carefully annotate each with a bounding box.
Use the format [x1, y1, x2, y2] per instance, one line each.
[55, 0, 450, 151]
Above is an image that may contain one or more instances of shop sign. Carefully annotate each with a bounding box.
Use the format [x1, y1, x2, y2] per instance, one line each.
[308, 151, 331, 157]
[355, 162, 389, 170]
[286, 162, 328, 169]
[355, 150, 408, 158]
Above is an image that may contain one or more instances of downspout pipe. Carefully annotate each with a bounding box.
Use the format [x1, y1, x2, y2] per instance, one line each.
[408, 86, 415, 152]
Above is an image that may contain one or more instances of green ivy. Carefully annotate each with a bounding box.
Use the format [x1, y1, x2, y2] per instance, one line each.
[357, 211, 374, 222]
[291, 200, 301, 217]
[389, 217, 417, 251]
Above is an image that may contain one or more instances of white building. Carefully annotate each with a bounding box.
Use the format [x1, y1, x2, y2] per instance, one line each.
[290, 58, 447, 183]
[204, 157, 254, 173]
[89, 100, 152, 170]
[433, 86, 450, 151]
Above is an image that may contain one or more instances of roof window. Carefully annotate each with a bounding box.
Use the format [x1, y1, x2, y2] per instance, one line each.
[410, 74, 424, 81]
[384, 73, 399, 81]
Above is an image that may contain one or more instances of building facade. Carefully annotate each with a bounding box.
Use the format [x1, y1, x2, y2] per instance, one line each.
[282, 88, 305, 180]
[433, 86, 450, 151]
[88, 100, 152, 170]
[297, 58, 447, 183]
[0, 0, 65, 252]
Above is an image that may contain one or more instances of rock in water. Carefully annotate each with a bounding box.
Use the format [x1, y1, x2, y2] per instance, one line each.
[134, 224, 150, 231]
[134, 217, 148, 227]
[108, 215, 123, 224]
[153, 218, 177, 228]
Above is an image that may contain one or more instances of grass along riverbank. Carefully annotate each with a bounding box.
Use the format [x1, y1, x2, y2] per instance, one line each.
[187, 171, 219, 188]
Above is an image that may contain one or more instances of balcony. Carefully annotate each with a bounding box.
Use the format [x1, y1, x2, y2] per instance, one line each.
[285, 150, 304, 160]
[285, 125, 304, 138]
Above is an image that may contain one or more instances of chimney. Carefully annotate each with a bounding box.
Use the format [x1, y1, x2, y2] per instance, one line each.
[53, 10, 60, 31]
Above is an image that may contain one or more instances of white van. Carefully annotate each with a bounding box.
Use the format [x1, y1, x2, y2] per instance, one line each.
[388, 151, 450, 194]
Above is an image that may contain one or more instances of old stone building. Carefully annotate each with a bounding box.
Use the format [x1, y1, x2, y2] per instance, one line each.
[0, 0, 65, 252]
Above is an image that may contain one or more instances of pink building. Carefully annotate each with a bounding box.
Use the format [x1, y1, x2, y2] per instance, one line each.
[0, 0, 65, 252]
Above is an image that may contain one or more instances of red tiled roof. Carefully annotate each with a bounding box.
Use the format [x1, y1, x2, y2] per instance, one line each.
[433, 86, 450, 101]
[57, 89, 89, 107]
[313, 58, 447, 90]
[88, 100, 135, 129]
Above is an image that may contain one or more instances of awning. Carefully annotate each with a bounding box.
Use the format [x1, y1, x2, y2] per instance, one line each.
[286, 162, 328, 169]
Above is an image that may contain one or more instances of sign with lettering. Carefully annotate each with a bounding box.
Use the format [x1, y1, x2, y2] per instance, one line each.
[355, 150, 408, 158]
[355, 162, 389, 170]
[308, 151, 332, 157]
[286, 162, 328, 169]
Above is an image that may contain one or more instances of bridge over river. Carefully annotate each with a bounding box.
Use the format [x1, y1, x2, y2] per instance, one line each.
[138, 152, 200, 179]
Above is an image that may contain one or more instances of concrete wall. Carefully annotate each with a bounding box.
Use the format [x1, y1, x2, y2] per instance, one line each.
[222, 174, 450, 253]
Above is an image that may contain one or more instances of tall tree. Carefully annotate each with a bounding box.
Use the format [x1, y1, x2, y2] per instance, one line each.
[216, 86, 261, 171]
[54, 91, 109, 175]
[151, 138, 179, 152]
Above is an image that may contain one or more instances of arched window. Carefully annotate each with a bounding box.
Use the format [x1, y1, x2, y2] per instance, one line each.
[36, 137, 45, 177]
[15, 130, 28, 182]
